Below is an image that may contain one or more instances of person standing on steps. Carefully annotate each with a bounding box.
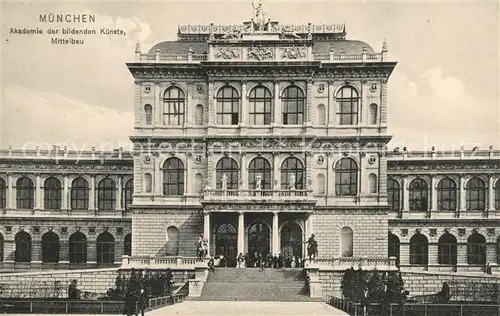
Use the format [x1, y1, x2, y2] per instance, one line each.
[237, 253, 244, 268]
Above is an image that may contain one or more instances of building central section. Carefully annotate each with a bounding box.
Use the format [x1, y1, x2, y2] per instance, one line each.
[127, 16, 396, 264]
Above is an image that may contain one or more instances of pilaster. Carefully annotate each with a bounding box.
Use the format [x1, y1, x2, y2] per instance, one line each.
[185, 82, 190, 126]
[240, 153, 248, 190]
[32, 240, 42, 264]
[116, 176, 122, 211]
[305, 152, 312, 191]
[380, 79, 388, 124]
[185, 155, 191, 195]
[155, 81, 162, 126]
[488, 174, 494, 211]
[62, 175, 69, 210]
[459, 175, 466, 216]
[399, 243, 409, 266]
[59, 240, 69, 265]
[457, 244, 467, 266]
[155, 157, 162, 195]
[379, 154, 387, 195]
[402, 176, 409, 215]
[7, 173, 13, 209]
[87, 240, 97, 266]
[35, 174, 42, 210]
[273, 152, 280, 190]
[208, 80, 215, 127]
[241, 80, 248, 127]
[430, 174, 437, 217]
[306, 79, 313, 126]
[273, 80, 280, 126]
[89, 175, 96, 211]
[3, 239, 14, 265]
[428, 244, 438, 266]
[238, 212, 245, 255]
[207, 153, 215, 189]
[486, 243, 496, 264]
[204, 212, 211, 257]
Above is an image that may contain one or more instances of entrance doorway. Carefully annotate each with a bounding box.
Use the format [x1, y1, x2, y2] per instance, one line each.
[280, 222, 303, 259]
[248, 221, 270, 256]
[215, 223, 237, 267]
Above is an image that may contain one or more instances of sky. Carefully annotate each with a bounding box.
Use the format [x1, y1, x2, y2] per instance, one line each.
[1, 0, 499, 151]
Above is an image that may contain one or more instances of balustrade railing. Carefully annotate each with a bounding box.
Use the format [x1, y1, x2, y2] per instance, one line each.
[202, 189, 311, 200]
[121, 255, 199, 268]
[310, 257, 398, 270]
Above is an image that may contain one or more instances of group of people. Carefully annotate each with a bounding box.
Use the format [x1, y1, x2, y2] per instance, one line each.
[122, 269, 174, 316]
[200, 234, 319, 270]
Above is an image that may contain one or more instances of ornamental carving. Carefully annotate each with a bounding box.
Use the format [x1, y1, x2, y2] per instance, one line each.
[203, 203, 314, 211]
[280, 47, 306, 59]
[247, 46, 274, 61]
[0, 163, 133, 172]
[388, 162, 500, 171]
[214, 48, 240, 60]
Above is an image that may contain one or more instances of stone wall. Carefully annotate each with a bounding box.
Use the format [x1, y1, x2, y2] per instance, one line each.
[0, 268, 118, 298]
[313, 213, 387, 258]
[317, 269, 500, 299]
[132, 209, 202, 257]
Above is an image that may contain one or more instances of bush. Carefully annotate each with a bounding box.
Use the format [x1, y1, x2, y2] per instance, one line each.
[367, 270, 385, 303]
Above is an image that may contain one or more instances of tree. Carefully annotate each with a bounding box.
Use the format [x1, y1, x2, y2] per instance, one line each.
[341, 267, 356, 300]
[367, 270, 385, 303]
[353, 268, 367, 303]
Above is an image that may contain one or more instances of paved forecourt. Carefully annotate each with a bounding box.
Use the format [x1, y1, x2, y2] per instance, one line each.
[148, 301, 350, 315]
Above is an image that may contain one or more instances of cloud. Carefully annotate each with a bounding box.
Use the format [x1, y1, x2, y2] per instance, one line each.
[388, 67, 499, 150]
[2, 85, 133, 150]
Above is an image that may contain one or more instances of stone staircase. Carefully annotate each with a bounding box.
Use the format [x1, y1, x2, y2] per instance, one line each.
[192, 268, 320, 302]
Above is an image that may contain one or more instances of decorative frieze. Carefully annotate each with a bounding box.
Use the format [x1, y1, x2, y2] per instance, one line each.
[247, 46, 274, 61]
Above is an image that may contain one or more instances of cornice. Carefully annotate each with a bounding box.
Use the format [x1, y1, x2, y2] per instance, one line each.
[388, 218, 500, 226]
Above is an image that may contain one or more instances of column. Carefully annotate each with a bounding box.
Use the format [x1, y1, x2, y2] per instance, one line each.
[240, 154, 247, 190]
[184, 156, 190, 195]
[430, 174, 437, 216]
[306, 79, 312, 126]
[273, 80, 280, 126]
[358, 81, 364, 125]
[328, 81, 335, 126]
[273, 153, 280, 190]
[155, 82, 162, 126]
[35, 174, 42, 209]
[89, 175, 96, 211]
[62, 175, 69, 210]
[184, 82, 190, 126]
[207, 153, 215, 189]
[272, 212, 279, 255]
[7, 173, 13, 209]
[208, 80, 215, 127]
[241, 81, 248, 127]
[237, 212, 245, 255]
[204, 212, 211, 257]
[116, 176, 122, 210]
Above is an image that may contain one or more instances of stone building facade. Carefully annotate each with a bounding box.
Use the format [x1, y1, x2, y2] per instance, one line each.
[0, 13, 499, 273]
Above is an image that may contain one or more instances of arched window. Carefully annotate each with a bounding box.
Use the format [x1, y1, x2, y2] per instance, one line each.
[409, 233, 428, 265]
[368, 173, 378, 194]
[144, 173, 152, 193]
[317, 104, 326, 126]
[495, 180, 500, 210]
[466, 177, 486, 211]
[409, 178, 428, 212]
[166, 226, 180, 256]
[388, 233, 400, 266]
[387, 179, 400, 212]
[336, 86, 358, 125]
[97, 232, 115, 265]
[280, 157, 304, 190]
[194, 104, 204, 126]
[122, 179, 133, 210]
[42, 231, 59, 263]
[0, 234, 3, 262]
[216, 158, 239, 190]
[282, 85, 304, 125]
[0, 177, 6, 209]
[97, 178, 116, 210]
[216, 86, 239, 125]
[335, 158, 357, 196]
[16, 177, 34, 209]
[44, 177, 62, 210]
[467, 232, 486, 265]
[248, 157, 272, 190]
[249, 85, 272, 125]
[71, 177, 89, 210]
[69, 232, 87, 264]
[144, 104, 153, 125]
[369, 103, 378, 125]
[162, 87, 185, 126]
[438, 233, 457, 265]
[124, 233, 132, 256]
[316, 174, 326, 195]
[437, 178, 457, 211]
[163, 158, 184, 196]
[15, 231, 32, 263]
[195, 173, 204, 194]
[340, 227, 353, 257]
